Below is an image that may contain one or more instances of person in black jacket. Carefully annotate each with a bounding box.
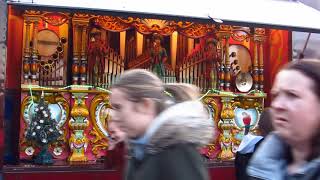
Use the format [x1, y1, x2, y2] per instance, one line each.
[235, 108, 273, 180]
[109, 69, 215, 180]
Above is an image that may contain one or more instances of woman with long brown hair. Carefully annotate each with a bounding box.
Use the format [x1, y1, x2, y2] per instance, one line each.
[248, 59, 320, 180]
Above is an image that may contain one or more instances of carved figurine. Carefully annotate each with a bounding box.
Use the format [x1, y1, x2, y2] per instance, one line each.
[150, 33, 168, 77]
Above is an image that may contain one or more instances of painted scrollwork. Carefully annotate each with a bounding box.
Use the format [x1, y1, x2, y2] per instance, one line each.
[178, 23, 216, 39]
[135, 19, 176, 36]
[89, 94, 111, 156]
[231, 30, 250, 42]
[94, 15, 217, 38]
[202, 97, 219, 158]
[94, 16, 132, 32]
[42, 12, 68, 26]
[20, 93, 69, 157]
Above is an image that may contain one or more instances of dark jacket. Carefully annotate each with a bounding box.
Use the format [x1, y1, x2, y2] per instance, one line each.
[124, 101, 215, 180]
[247, 134, 320, 180]
[235, 135, 263, 180]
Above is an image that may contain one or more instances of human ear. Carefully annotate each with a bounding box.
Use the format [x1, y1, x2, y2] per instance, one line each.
[135, 98, 156, 115]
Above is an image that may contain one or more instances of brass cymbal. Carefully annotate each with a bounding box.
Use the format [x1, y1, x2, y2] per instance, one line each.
[235, 72, 253, 92]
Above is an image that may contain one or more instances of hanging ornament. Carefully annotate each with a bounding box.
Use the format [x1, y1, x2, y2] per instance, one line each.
[25, 146, 35, 156]
[53, 147, 63, 156]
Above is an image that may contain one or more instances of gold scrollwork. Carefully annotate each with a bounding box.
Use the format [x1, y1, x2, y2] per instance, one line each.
[90, 128, 108, 156]
[233, 97, 263, 110]
[220, 97, 235, 120]
[89, 94, 111, 156]
[231, 30, 250, 42]
[202, 97, 219, 157]
[202, 97, 219, 123]
[178, 24, 216, 39]
[41, 12, 69, 26]
[24, 10, 42, 16]
[94, 16, 132, 32]
[118, 17, 140, 24]
[255, 28, 266, 35]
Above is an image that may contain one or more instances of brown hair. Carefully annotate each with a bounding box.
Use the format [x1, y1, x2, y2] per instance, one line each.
[258, 108, 273, 137]
[281, 59, 320, 160]
[111, 69, 200, 114]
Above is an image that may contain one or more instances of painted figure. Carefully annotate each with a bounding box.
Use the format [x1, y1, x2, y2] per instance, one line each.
[150, 33, 167, 77]
[242, 112, 251, 135]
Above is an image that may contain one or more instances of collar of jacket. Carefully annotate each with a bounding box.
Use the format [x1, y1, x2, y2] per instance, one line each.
[247, 133, 320, 180]
[129, 100, 215, 160]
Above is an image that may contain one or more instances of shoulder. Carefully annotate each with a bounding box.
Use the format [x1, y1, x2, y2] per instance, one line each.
[156, 144, 209, 180]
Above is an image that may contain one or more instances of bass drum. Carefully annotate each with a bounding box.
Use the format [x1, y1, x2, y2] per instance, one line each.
[229, 44, 252, 76]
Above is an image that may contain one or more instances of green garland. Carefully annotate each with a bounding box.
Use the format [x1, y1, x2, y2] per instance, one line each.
[27, 85, 265, 103]
[198, 89, 266, 101]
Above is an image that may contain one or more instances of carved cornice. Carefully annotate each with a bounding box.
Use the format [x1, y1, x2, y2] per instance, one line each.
[94, 16, 216, 38]
[42, 12, 69, 26]
[94, 16, 132, 32]
[178, 23, 216, 39]
[24, 10, 70, 26]
[253, 28, 266, 42]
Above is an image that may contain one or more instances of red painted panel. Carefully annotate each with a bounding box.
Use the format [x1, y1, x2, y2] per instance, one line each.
[6, 6, 23, 89]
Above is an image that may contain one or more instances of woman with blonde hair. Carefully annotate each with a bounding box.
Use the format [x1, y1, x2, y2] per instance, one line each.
[109, 69, 214, 180]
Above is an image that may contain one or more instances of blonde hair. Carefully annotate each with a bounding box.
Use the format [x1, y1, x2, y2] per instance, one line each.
[112, 69, 199, 114]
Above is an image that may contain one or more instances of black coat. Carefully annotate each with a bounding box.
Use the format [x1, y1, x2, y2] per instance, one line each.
[123, 101, 214, 180]
[235, 139, 263, 180]
[125, 143, 210, 180]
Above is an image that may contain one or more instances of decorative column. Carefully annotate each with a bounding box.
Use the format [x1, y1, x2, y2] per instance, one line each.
[218, 97, 235, 160]
[252, 28, 266, 90]
[255, 28, 266, 91]
[69, 93, 89, 162]
[80, 25, 88, 85]
[23, 19, 31, 84]
[252, 39, 259, 90]
[136, 31, 143, 56]
[73, 14, 90, 85]
[216, 39, 224, 90]
[170, 31, 178, 70]
[259, 42, 264, 90]
[72, 24, 80, 85]
[30, 20, 39, 84]
[224, 35, 231, 91]
[120, 31, 126, 60]
[217, 25, 232, 91]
